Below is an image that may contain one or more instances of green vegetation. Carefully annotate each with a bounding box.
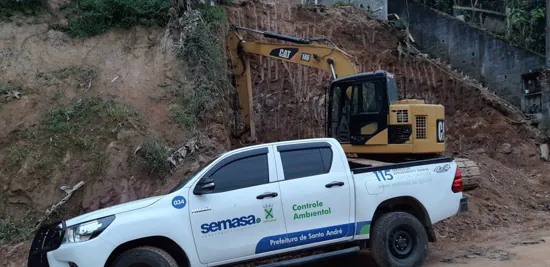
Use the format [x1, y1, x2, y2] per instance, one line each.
[169, 104, 196, 131]
[0, 215, 35, 245]
[172, 6, 233, 130]
[136, 137, 172, 175]
[60, 0, 171, 37]
[422, 0, 545, 53]
[38, 66, 96, 88]
[44, 96, 142, 135]
[333, 1, 354, 7]
[5, 146, 28, 169]
[47, 66, 94, 81]
[0, 0, 45, 20]
[1, 97, 144, 177]
[508, 0, 545, 53]
[0, 83, 19, 95]
[0, 83, 23, 103]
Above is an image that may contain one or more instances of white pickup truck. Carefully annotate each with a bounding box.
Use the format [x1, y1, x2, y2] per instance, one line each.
[28, 138, 468, 267]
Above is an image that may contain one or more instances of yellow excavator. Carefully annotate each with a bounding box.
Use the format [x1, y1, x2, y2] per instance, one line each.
[227, 26, 446, 156]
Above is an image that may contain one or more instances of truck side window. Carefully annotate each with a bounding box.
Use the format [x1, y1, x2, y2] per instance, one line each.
[280, 148, 333, 180]
[209, 154, 269, 193]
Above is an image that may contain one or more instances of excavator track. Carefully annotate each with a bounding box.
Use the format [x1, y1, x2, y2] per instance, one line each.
[455, 158, 481, 191]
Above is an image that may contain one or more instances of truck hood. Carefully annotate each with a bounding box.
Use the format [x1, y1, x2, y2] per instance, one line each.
[65, 195, 164, 227]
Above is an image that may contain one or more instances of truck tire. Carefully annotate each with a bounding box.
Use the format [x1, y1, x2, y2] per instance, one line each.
[370, 212, 428, 267]
[111, 246, 178, 267]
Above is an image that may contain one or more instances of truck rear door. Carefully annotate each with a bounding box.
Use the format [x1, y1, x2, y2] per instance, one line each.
[268, 141, 354, 251]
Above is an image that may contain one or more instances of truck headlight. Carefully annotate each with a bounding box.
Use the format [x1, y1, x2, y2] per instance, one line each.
[63, 215, 115, 243]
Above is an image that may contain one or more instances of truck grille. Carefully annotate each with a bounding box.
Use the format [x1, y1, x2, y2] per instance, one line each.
[28, 221, 65, 267]
[396, 110, 408, 123]
[416, 116, 426, 139]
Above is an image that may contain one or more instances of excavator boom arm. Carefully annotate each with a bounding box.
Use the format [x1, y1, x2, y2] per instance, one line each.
[228, 28, 358, 138]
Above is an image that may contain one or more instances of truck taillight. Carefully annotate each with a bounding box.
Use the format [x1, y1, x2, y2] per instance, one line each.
[452, 167, 464, 193]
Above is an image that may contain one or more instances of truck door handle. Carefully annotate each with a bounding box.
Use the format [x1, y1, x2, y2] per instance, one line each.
[256, 192, 278, 199]
[325, 181, 345, 188]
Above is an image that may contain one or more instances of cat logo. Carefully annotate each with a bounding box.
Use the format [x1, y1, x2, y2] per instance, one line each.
[279, 49, 292, 59]
[269, 48, 298, 60]
[436, 120, 445, 143]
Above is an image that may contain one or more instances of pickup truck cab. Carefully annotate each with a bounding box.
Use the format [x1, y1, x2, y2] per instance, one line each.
[28, 138, 467, 267]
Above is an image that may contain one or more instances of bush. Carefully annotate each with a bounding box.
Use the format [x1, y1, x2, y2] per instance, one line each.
[0, 0, 45, 20]
[173, 6, 233, 128]
[136, 137, 172, 175]
[0, 216, 35, 245]
[62, 0, 171, 37]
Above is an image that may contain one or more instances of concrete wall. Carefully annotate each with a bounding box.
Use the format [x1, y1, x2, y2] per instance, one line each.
[302, 0, 388, 19]
[388, 0, 545, 108]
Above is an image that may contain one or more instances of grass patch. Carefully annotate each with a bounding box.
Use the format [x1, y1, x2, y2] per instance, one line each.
[42, 97, 144, 173]
[0, 83, 19, 95]
[44, 96, 143, 135]
[0, 215, 35, 245]
[172, 6, 233, 129]
[0, 82, 23, 103]
[136, 137, 172, 175]
[2, 96, 145, 177]
[60, 0, 171, 37]
[0, 0, 46, 21]
[49, 66, 94, 81]
[38, 66, 95, 86]
[168, 103, 195, 131]
[5, 146, 28, 170]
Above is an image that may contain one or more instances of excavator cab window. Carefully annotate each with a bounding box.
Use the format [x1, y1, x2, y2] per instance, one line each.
[387, 76, 398, 104]
[328, 73, 390, 145]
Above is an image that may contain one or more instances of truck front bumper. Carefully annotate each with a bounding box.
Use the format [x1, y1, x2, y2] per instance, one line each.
[28, 221, 114, 267]
[458, 196, 469, 213]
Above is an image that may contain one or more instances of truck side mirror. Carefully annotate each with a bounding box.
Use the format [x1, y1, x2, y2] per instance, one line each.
[193, 177, 215, 195]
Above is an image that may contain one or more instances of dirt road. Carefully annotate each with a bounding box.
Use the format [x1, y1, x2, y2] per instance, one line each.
[302, 226, 550, 267]
[303, 241, 550, 267]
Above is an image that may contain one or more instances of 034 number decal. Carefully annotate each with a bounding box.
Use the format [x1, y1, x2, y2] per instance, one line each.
[374, 170, 394, 181]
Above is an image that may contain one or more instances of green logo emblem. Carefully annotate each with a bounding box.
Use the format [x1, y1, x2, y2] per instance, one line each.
[265, 208, 273, 219]
[263, 203, 276, 222]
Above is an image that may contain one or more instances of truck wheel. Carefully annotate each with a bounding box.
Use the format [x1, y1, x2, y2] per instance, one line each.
[370, 212, 428, 267]
[111, 246, 177, 267]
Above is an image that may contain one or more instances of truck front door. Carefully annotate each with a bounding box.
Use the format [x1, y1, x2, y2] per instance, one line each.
[188, 146, 287, 264]
[271, 142, 354, 251]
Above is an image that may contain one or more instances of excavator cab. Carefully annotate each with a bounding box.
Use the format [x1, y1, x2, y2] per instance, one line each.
[329, 71, 395, 145]
[328, 70, 446, 155]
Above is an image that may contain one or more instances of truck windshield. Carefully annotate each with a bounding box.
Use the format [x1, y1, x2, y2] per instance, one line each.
[168, 153, 224, 193]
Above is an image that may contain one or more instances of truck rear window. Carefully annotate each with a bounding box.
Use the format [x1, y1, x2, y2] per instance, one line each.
[280, 148, 332, 180]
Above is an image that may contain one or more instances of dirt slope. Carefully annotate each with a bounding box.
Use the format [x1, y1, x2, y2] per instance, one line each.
[0, 15, 230, 222]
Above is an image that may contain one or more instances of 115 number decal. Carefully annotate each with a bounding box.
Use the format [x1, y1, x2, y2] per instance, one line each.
[374, 170, 394, 181]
